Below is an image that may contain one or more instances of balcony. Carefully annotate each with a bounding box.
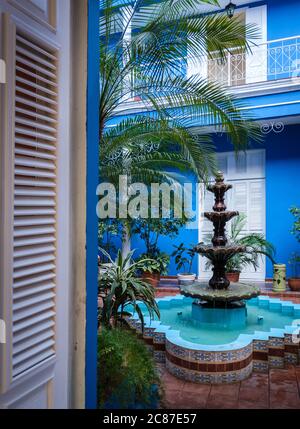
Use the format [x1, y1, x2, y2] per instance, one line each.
[117, 36, 300, 116]
[203, 35, 300, 87]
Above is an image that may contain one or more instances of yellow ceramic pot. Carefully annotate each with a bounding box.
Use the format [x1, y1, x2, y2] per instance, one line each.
[273, 264, 287, 292]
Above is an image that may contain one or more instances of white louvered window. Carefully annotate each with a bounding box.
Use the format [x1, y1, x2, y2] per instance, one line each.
[12, 32, 58, 378]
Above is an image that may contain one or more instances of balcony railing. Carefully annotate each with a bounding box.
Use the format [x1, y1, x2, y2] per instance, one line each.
[204, 35, 300, 87]
[123, 36, 300, 108]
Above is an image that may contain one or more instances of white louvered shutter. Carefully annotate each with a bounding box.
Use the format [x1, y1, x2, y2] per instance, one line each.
[12, 32, 58, 378]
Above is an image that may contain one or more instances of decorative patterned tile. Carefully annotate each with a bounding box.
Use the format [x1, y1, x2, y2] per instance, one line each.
[253, 340, 268, 352]
[284, 352, 298, 365]
[284, 334, 294, 345]
[253, 360, 269, 373]
[154, 351, 165, 363]
[166, 341, 190, 359]
[268, 337, 284, 348]
[153, 332, 165, 343]
[268, 356, 284, 369]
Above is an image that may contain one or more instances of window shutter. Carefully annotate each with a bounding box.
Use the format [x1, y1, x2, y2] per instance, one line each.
[245, 5, 267, 84]
[12, 32, 58, 378]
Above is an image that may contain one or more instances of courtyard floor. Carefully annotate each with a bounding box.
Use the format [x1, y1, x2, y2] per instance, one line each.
[158, 363, 300, 409]
[156, 279, 300, 409]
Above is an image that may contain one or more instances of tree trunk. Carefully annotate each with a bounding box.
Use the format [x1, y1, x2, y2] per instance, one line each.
[121, 223, 131, 259]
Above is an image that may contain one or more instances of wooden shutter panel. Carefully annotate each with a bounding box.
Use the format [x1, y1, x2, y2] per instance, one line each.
[12, 31, 58, 378]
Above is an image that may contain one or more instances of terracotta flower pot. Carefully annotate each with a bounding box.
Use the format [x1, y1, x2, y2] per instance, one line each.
[141, 271, 160, 287]
[288, 278, 300, 291]
[226, 272, 240, 283]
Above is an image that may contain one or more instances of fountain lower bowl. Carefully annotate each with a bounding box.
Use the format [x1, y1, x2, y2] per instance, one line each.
[180, 281, 261, 303]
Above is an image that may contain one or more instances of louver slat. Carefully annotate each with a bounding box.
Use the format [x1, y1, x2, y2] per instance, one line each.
[12, 32, 58, 378]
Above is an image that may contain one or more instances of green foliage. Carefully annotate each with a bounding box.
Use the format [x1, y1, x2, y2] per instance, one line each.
[98, 328, 160, 409]
[171, 243, 196, 274]
[205, 213, 276, 273]
[132, 216, 187, 274]
[98, 248, 160, 329]
[137, 251, 170, 275]
[100, 0, 262, 187]
[290, 207, 300, 243]
[289, 207, 300, 277]
[226, 214, 276, 272]
[98, 219, 122, 260]
[132, 217, 186, 253]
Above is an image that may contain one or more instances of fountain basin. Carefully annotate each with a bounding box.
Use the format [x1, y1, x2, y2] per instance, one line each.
[127, 295, 300, 384]
[191, 301, 247, 329]
[180, 281, 261, 302]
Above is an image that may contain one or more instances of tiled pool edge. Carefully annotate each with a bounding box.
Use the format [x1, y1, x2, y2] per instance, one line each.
[127, 295, 300, 384]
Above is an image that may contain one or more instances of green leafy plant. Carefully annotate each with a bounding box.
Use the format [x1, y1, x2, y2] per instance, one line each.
[100, 0, 261, 189]
[98, 248, 160, 329]
[205, 213, 276, 273]
[98, 219, 122, 261]
[138, 251, 170, 276]
[98, 328, 160, 409]
[171, 243, 196, 274]
[132, 217, 187, 274]
[290, 207, 300, 242]
[289, 207, 300, 278]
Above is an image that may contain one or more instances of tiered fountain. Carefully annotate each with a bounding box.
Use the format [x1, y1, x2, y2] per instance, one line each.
[129, 173, 300, 383]
[180, 171, 260, 326]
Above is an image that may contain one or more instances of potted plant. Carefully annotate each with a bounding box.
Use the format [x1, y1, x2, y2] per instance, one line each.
[205, 214, 276, 282]
[288, 207, 300, 291]
[132, 217, 186, 286]
[98, 248, 160, 329]
[138, 251, 170, 287]
[171, 243, 196, 285]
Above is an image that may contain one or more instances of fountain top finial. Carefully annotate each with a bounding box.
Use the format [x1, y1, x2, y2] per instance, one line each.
[215, 171, 224, 183]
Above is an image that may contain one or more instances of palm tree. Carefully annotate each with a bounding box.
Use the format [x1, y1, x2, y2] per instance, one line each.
[100, 0, 261, 252]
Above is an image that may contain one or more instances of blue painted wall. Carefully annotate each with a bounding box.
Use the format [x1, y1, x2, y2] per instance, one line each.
[86, 0, 100, 410]
[267, 0, 300, 40]
[265, 123, 300, 278]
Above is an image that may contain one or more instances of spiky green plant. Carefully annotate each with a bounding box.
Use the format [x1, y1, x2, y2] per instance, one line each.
[98, 248, 160, 329]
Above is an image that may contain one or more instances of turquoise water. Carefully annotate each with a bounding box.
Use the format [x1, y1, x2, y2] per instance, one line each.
[143, 298, 296, 345]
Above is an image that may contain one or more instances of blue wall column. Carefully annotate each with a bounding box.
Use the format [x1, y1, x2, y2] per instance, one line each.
[86, 0, 100, 409]
[265, 124, 300, 278]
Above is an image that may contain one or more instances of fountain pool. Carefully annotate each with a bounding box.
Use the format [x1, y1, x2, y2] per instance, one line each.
[139, 295, 300, 346]
[127, 295, 300, 384]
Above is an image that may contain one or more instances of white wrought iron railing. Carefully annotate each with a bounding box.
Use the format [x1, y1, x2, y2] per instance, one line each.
[124, 36, 300, 105]
[199, 35, 300, 87]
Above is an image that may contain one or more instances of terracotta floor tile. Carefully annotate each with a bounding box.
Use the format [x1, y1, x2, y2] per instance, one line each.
[163, 390, 208, 409]
[240, 373, 269, 389]
[206, 397, 238, 409]
[270, 379, 299, 393]
[181, 382, 211, 395]
[177, 392, 209, 409]
[210, 383, 240, 400]
[163, 389, 184, 409]
[269, 369, 299, 393]
[161, 372, 185, 390]
[238, 386, 269, 405]
[270, 369, 296, 382]
[270, 390, 300, 409]
[238, 400, 268, 409]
